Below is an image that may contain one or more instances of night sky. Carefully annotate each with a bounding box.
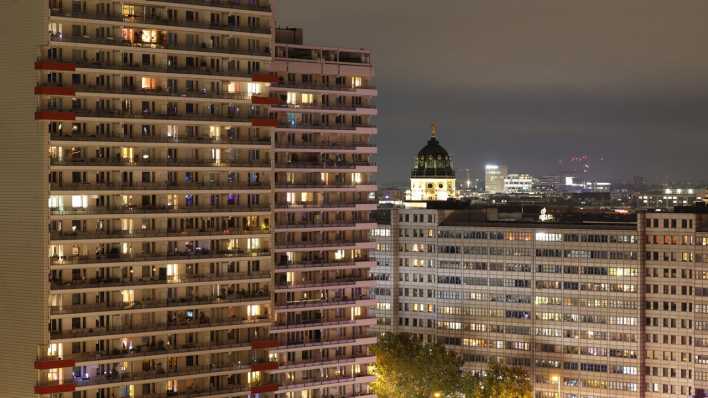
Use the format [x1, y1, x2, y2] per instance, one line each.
[274, 1, 708, 186]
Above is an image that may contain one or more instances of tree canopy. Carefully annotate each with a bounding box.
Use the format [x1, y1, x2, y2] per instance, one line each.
[371, 333, 532, 398]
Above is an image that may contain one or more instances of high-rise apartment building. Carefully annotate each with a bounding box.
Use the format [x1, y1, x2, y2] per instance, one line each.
[0, 2, 377, 397]
[372, 203, 708, 398]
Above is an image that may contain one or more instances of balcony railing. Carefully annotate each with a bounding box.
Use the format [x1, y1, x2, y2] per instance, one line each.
[50, 157, 270, 168]
[274, 240, 372, 249]
[50, 249, 270, 266]
[73, 362, 251, 387]
[64, 58, 253, 79]
[274, 276, 373, 290]
[50, 132, 271, 146]
[274, 201, 376, 210]
[274, 295, 372, 311]
[50, 34, 270, 58]
[67, 108, 255, 123]
[50, 205, 270, 216]
[274, 161, 375, 170]
[51, 271, 271, 291]
[67, 339, 254, 363]
[271, 316, 375, 331]
[270, 103, 376, 112]
[50, 316, 269, 340]
[274, 222, 357, 230]
[50, 10, 271, 35]
[271, 82, 376, 92]
[273, 143, 375, 151]
[73, 84, 252, 101]
[275, 257, 372, 270]
[50, 181, 269, 191]
[143, 0, 271, 13]
[50, 227, 268, 241]
[50, 291, 270, 315]
[275, 122, 375, 131]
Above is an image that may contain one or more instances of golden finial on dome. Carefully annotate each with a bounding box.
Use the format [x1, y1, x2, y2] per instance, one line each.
[431, 122, 437, 138]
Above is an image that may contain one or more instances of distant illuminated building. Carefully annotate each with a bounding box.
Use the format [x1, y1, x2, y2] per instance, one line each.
[503, 173, 537, 193]
[408, 123, 457, 201]
[485, 164, 508, 193]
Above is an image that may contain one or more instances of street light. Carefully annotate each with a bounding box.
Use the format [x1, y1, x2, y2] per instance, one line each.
[433, 392, 442, 398]
[550, 375, 560, 398]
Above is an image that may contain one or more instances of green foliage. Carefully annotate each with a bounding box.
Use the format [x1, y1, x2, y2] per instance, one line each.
[371, 333, 532, 398]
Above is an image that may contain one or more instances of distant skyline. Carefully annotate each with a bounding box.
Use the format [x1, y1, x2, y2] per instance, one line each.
[275, 0, 708, 185]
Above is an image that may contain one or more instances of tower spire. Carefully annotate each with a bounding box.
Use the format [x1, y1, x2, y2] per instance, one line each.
[431, 122, 437, 138]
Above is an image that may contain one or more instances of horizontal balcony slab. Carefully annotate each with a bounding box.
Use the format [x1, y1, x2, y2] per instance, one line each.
[274, 278, 374, 293]
[270, 336, 377, 354]
[50, 250, 270, 269]
[274, 298, 375, 313]
[270, 317, 376, 334]
[274, 260, 375, 273]
[50, 295, 270, 318]
[49, 230, 269, 244]
[50, 133, 271, 148]
[50, 182, 270, 194]
[51, 271, 271, 293]
[270, 83, 377, 96]
[50, 206, 270, 219]
[51, 317, 270, 342]
[276, 375, 375, 393]
[274, 184, 377, 192]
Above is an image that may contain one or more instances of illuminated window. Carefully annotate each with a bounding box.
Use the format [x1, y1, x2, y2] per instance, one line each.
[166, 125, 177, 139]
[121, 289, 135, 304]
[334, 249, 345, 260]
[48, 196, 61, 209]
[122, 5, 135, 17]
[247, 82, 262, 96]
[141, 77, 156, 89]
[286, 92, 298, 105]
[351, 76, 362, 88]
[71, 195, 87, 209]
[227, 82, 238, 93]
[301, 93, 314, 104]
[247, 304, 262, 317]
[141, 29, 158, 44]
[166, 264, 178, 282]
[247, 371, 261, 385]
[352, 173, 362, 184]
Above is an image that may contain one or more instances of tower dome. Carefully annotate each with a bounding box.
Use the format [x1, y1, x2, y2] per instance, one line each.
[407, 123, 457, 201]
[411, 123, 455, 178]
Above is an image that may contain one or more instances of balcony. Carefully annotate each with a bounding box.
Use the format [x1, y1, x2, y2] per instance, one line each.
[50, 34, 270, 59]
[50, 9, 271, 35]
[270, 82, 376, 92]
[274, 277, 374, 292]
[74, 84, 254, 102]
[274, 183, 376, 192]
[270, 103, 377, 114]
[49, 157, 270, 169]
[69, 58, 253, 79]
[270, 316, 376, 333]
[49, 227, 269, 242]
[67, 339, 254, 365]
[143, 0, 271, 13]
[276, 354, 375, 373]
[273, 142, 376, 152]
[50, 249, 270, 267]
[51, 316, 269, 341]
[274, 201, 375, 211]
[276, 374, 375, 393]
[274, 257, 373, 272]
[274, 161, 376, 171]
[71, 108, 254, 124]
[50, 181, 269, 193]
[51, 271, 271, 292]
[273, 295, 373, 312]
[50, 132, 271, 147]
[274, 240, 373, 251]
[50, 205, 270, 218]
[50, 291, 270, 316]
[72, 362, 251, 388]
[274, 122, 375, 132]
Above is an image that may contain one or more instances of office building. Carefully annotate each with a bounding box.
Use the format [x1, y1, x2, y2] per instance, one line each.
[0, 1, 377, 397]
[373, 203, 708, 397]
[503, 173, 537, 194]
[484, 164, 507, 194]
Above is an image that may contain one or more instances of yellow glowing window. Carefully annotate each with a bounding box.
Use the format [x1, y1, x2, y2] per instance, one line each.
[351, 76, 362, 88]
[247, 371, 261, 384]
[70, 195, 87, 209]
[286, 92, 298, 105]
[247, 82, 262, 96]
[352, 173, 362, 184]
[141, 77, 156, 89]
[122, 5, 135, 17]
[301, 93, 314, 104]
[141, 30, 158, 44]
[121, 289, 135, 304]
[227, 82, 238, 93]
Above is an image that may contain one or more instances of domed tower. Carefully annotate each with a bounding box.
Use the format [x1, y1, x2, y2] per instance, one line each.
[409, 123, 457, 201]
